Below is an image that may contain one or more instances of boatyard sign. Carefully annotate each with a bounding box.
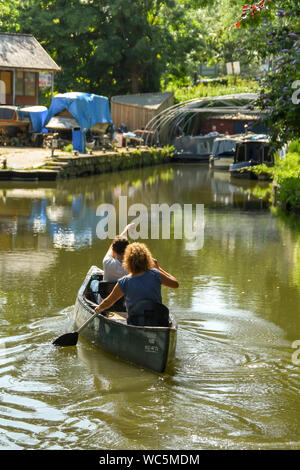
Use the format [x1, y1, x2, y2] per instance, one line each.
[39, 73, 52, 88]
[226, 61, 240, 75]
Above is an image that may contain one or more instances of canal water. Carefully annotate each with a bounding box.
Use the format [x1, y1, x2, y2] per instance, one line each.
[0, 163, 300, 450]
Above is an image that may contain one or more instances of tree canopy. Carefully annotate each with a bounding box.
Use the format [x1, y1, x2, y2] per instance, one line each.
[227, 0, 300, 149]
[0, 0, 298, 146]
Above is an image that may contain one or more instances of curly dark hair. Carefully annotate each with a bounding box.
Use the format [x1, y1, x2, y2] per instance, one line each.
[111, 237, 129, 255]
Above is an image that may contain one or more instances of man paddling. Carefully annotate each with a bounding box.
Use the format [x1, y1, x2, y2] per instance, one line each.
[102, 223, 135, 281]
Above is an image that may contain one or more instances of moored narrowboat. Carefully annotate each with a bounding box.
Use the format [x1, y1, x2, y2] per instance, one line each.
[229, 135, 274, 178]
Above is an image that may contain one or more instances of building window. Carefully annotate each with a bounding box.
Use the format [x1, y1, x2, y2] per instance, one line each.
[15, 71, 36, 96]
[0, 80, 5, 104]
[0, 71, 12, 96]
[15, 71, 23, 95]
[24, 72, 35, 96]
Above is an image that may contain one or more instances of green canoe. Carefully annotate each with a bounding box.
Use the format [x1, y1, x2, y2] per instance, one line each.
[74, 266, 177, 373]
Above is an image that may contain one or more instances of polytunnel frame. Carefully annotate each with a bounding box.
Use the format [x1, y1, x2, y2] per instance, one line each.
[140, 93, 261, 147]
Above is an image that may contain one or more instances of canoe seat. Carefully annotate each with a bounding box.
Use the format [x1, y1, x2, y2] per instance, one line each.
[98, 280, 117, 297]
[127, 300, 170, 327]
[107, 312, 127, 323]
[98, 280, 126, 312]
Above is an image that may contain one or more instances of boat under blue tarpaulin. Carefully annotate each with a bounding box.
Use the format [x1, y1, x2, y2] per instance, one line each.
[44, 92, 113, 153]
[45, 92, 112, 131]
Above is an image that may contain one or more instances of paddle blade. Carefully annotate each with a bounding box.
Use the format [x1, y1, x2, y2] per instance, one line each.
[52, 332, 79, 347]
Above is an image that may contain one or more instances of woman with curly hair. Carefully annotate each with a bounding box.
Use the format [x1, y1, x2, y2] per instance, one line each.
[95, 242, 178, 325]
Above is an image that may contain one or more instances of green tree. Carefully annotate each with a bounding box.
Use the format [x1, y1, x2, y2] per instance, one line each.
[16, 0, 98, 92]
[88, 0, 177, 95]
[10, 0, 199, 97]
[0, 0, 20, 30]
[228, 0, 300, 149]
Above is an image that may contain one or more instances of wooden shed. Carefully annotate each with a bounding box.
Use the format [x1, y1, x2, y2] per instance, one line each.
[111, 92, 174, 132]
[0, 32, 60, 106]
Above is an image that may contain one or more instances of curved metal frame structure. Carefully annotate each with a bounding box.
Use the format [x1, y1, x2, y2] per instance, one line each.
[140, 93, 260, 147]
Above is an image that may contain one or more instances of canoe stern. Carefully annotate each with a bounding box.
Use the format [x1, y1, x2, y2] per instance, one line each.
[74, 297, 177, 373]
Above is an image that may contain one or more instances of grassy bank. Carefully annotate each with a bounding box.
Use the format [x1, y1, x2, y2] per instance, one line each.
[164, 76, 260, 103]
[252, 141, 300, 213]
[55, 145, 175, 178]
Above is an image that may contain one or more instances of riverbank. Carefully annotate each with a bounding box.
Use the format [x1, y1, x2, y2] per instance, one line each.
[251, 144, 300, 214]
[0, 145, 174, 181]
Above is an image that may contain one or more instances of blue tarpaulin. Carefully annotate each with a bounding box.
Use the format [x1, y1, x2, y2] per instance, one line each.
[18, 106, 48, 133]
[72, 129, 86, 154]
[44, 92, 113, 132]
[30, 108, 48, 133]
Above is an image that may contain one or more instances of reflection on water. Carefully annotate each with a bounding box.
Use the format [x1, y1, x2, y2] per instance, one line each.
[0, 166, 270, 252]
[0, 164, 300, 450]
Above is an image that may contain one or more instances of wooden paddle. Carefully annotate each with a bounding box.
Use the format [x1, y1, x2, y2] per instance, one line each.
[52, 301, 99, 347]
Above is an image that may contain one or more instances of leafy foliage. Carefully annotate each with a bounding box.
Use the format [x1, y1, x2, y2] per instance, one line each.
[165, 76, 260, 103]
[0, 0, 20, 30]
[252, 146, 300, 211]
[227, 0, 300, 150]
[1, 0, 202, 97]
[0, 0, 298, 148]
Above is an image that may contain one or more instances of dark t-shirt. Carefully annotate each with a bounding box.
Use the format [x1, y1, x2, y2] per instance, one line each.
[118, 269, 162, 310]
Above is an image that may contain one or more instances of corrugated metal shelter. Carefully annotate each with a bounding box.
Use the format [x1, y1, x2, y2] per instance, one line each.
[0, 32, 60, 106]
[111, 92, 174, 132]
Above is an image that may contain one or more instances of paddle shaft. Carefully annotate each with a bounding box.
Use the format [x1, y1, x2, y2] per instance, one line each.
[76, 309, 100, 334]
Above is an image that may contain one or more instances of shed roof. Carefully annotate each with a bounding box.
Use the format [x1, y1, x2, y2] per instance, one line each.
[111, 92, 173, 110]
[0, 32, 60, 72]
